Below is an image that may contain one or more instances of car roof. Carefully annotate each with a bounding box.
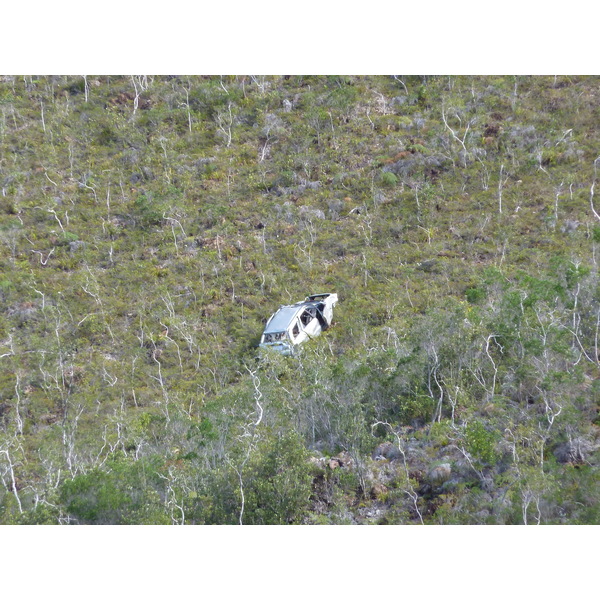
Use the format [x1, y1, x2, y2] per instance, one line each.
[263, 305, 303, 333]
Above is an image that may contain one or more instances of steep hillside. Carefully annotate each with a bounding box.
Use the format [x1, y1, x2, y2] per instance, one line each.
[0, 75, 598, 524]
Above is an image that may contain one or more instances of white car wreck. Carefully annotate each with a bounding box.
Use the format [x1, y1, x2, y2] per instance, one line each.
[259, 293, 338, 355]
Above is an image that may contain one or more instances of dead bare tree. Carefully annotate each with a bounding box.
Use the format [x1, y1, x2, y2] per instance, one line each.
[484, 334, 502, 401]
[0, 446, 23, 514]
[498, 164, 509, 214]
[130, 76, 140, 116]
[590, 157, 600, 221]
[40, 100, 46, 132]
[229, 366, 264, 525]
[249, 76, 267, 95]
[392, 75, 408, 94]
[216, 102, 234, 147]
[180, 83, 192, 133]
[521, 488, 542, 525]
[441, 103, 474, 168]
[157, 465, 187, 525]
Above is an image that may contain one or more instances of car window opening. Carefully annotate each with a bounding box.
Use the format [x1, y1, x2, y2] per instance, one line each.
[264, 331, 286, 343]
[315, 304, 328, 329]
[300, 309, 315, 326]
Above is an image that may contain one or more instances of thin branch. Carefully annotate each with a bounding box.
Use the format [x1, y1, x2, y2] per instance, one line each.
[590, 157, 600, 221]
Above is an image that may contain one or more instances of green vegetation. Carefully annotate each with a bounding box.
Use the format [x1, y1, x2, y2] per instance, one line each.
[0, 75, 598, 524]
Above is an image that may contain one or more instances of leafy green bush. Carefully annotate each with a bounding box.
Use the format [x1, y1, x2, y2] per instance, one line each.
[380, 171, 399, 187]
[59, 458, 169, 524]
[465, 422, 498, 466]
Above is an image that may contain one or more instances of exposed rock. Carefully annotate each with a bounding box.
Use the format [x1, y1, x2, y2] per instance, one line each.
[327, 198, 345, 219]
[69, 240, 86, 252]
[481, 475, 495, 492]
[554, 437, 596, 465]
[299, 206, 325, 220]
[302, 180, 321, 191]
[370, 482, 388, 499]
[416, 259, 438, 273]
[349, 205, 365, 215]
[561, 219, 580, 233]
[309, 455, 328, 471]
[427, 463, 452, 487]
[141, 166, 154, 180]
[194, 157, 216, 167]
[360, 505, 385, 521]
[383, 152, 450, 178]
[262, 113, 284, 136]
[8, 302, 37, 321]
[330, 451, 354, 470]
[107, 91, 151, 110]
[111, 214, 135, 228]
[390, 96, 409, 107]
[276, 178, 321, 197]
[372, 441, 402, 461]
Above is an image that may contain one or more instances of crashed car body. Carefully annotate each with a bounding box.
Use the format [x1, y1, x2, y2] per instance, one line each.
[259, 293, 338, 355]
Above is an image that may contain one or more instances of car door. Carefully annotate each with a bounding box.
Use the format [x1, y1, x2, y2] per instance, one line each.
[289, 318, 304, 345]
[299, 308, 320, 338]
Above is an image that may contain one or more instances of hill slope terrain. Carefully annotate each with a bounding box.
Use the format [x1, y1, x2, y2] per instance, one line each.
[0, 75, 598, 524]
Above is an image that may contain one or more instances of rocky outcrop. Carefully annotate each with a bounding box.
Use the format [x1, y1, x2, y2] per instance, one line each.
[372, 441, 402, 461]
[426, 463, 452, 487]
[554, 437, 597, 465]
